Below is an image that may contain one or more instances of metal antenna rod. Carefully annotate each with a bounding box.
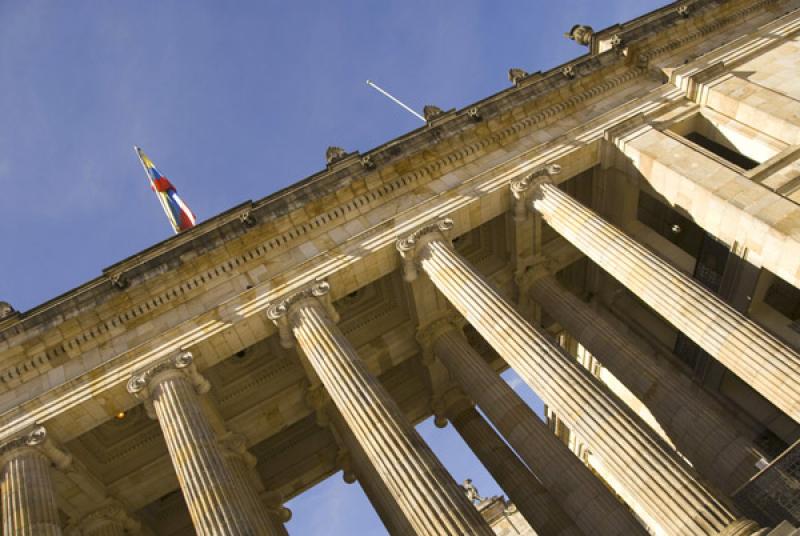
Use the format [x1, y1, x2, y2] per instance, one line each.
[366, 80, 426, 122]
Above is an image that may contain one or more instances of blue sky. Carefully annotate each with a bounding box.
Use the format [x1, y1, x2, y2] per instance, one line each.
[0, 1, 670, 533]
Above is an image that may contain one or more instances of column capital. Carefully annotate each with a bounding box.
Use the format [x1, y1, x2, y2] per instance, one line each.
[396, 218, 455, 282]
[336, 449, 358, 484]
[219, 432, 258, 468]
[127, 350, 210, 418]
[510, 163, 560, 222]
[416, 315, 465, 409]
[514, 255, 553, 296]
[431, 387, 474, 429]
[0, 424, 72, 470]
[267, 278, 339, 348]
[260, 491, 293, 523]
[415, 314, 464, 361]
[76, 502, 141, 535]
[305, 383, 334, 427]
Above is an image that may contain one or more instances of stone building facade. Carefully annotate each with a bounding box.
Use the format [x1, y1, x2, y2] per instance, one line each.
[2, 0, 800, 534]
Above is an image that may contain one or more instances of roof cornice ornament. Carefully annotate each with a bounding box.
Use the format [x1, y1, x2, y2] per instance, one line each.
[508, 68, 529, 86]
[565, 24, 593, 46]
[325, 146, 348, 165]
[423, 105, 444, 122]
[0, 301, 16, 320]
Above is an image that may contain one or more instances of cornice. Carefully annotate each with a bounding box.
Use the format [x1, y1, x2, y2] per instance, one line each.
[0, 35, 647, 345]
[1, 0, 782, 352]
[0, 67, 645, 386]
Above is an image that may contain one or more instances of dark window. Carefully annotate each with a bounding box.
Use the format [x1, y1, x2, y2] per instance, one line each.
[693, 233, 730, 294]
[685, 131, 759, 170]
[763, 276, 800, 321]
[637, 190, 704, 258]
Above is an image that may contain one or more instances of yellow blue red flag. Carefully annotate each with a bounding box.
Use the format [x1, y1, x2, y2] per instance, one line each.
[134, 146, 196, 233]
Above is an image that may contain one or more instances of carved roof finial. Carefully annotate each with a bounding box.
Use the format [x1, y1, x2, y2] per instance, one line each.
[565, 24, 594, 46]
[325, 146, 347, 165]
[0, 301, 16, 320]
[508, 68, 529, 85]
[462, 479, 485, 504]
[423, 105, 444, 122]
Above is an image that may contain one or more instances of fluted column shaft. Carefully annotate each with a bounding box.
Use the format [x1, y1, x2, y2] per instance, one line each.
[530, 275, 763, 495]
[284, 297, 493, 535]
[331, 411, 416, 536]
[415, 234, 735, 535]
[432, 327, 619, 536]
[448, 403, 586, 536]
[220, 437, 285, 536]
[131, 358, 274, 536]
[1, 447, 61, 536]
[531, 181, 800, 422]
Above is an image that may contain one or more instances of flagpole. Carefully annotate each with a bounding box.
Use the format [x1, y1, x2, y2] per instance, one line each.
[134, 146, 180, 234]
[366, 80, 426, 122]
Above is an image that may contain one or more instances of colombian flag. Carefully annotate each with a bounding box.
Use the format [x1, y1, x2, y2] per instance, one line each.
[135, 146, 196, 234]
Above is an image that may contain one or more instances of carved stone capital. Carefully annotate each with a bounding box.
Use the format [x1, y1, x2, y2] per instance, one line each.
[219, 432, 258, 468]
[423, 105, 444, 122]
[78, 503, 141, 534]
[336, 449, 357, 484]
[508, 68, 529, 86]
[260, 491, 293, 523]
[305, 383, 334, 428]
[565, 24, 593, 46]
[510, 163, 561, 222]
[127, 351, 210, 417]
[0, 425, 72, 470]
[396, 218, 455, 282]
[415, 315, 464, 362]
[514, 256, 552, 296]
[267, 278, 339, 348]
[431, 387, 473, 428]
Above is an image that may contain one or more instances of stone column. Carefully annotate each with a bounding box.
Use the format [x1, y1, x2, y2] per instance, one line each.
[219, 433, 287, 536]
[128, 351, 277, 536]
[421, 321, 628, 536]
[399, 219, 737, 535]
[442, 396, 587, 536]
[529, 274, 764, 495]
[268, 280, 494, 536]
[0, 426, 67, 536]
[528, 175, 800, 423]
[329, 410, 416, 536]
[260, 492, 291, 536]
[73, 504, 140, 536]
